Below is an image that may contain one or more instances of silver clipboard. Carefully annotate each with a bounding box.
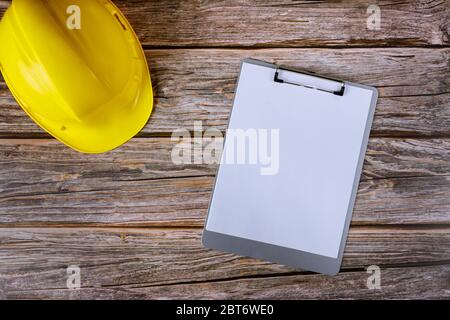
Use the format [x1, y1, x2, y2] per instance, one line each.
[202, 58, 378, 275]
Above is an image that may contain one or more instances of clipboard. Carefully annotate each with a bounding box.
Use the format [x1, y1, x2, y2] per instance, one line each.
[202, 58, 378, 275]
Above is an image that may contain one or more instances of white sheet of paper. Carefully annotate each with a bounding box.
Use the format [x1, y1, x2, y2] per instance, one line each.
[206, 61, 375, 258]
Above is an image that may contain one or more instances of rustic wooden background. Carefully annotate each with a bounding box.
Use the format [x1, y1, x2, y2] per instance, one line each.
[0, 0, 449, 299]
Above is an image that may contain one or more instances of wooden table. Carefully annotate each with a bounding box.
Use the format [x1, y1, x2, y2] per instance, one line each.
[0, 0, 449, 299]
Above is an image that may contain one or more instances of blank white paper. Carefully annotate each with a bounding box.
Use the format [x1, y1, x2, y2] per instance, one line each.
[206, 61, 375, 258]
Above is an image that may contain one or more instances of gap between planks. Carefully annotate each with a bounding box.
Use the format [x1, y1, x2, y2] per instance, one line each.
[0, 224, 449, 230]
[140, 44, 450, 49]
[1, 131, 450, 139]
[0, 225, 448, 232]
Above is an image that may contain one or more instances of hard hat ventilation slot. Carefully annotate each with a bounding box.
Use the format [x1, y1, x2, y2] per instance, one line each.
[114, 13, 127, 31]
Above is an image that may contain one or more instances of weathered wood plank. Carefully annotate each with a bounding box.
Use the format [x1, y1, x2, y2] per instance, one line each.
[6, 264, 448, 300]
[0, 227, 448, 299]
[1, 175, 449, 226]
[0, 137, 448, 183]
[1, 48, 449, 137]
[143, 48, 450, 136]
[3, 0, 448, 47]
[123, 0, 450, 47]
[0, 138, 449, 226]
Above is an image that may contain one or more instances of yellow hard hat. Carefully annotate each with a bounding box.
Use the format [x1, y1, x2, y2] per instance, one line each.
[0, 0, 153, 153]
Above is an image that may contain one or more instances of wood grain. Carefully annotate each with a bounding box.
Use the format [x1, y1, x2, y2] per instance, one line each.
[1, 48, 448, 137]
[0, 138, 449, 226]
[0, 0, 449, 300]
[0, 0, 448, 48]
[1, 175, 449, 226]
[0, 227, 448, 299]
[6, 264, 448, 299]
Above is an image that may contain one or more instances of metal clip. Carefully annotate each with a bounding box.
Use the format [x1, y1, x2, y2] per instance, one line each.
[274, 66, 345, 96]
